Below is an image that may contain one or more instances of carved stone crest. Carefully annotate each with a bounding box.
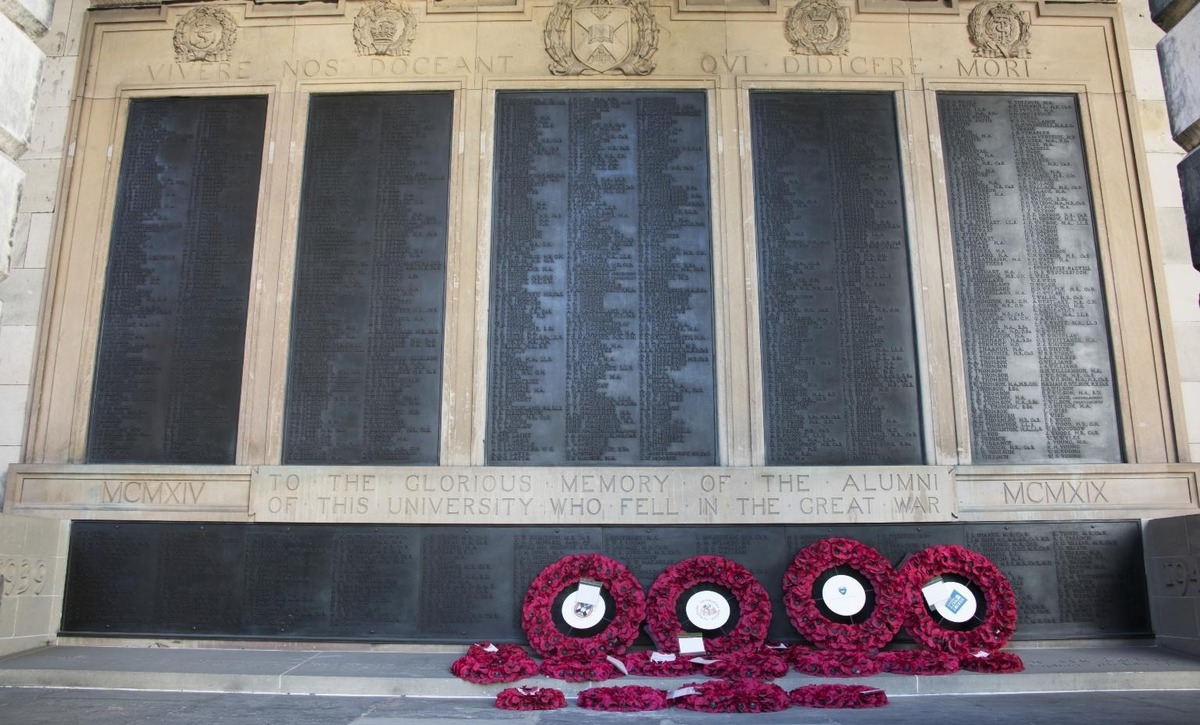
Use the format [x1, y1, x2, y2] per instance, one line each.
[967, 1, 1031, 58]
[785, 0, 850, 56]
[353, 1, 418, 57]
[544, 0, 659, 76]
[173, 7, 238, 63]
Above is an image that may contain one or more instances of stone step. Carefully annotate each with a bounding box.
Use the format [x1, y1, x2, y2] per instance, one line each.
[0, 643, 1197, 699]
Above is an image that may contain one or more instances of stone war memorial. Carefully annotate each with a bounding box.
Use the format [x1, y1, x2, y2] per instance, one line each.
[2, 0, 1200, 685]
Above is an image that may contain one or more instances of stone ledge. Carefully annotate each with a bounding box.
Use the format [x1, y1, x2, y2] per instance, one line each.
[0, 644, 1196, 697]
[6, 463, 1198, 525]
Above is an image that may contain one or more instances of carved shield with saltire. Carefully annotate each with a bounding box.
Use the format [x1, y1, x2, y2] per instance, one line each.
[545, 0, 658, 76]
[572, 5, 632, 74]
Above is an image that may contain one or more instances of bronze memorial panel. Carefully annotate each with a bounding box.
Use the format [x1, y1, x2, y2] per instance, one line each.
[87, 97, 267, 464]
[284, 93, 453, 464]
[751, 92, 922, 465]
[939, 93, 1121, 463]
[487, 92, 717, 465]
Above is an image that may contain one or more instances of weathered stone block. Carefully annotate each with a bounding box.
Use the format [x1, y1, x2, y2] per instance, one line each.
[0, 155, 22, 280]
[1159, 9, 1200, 151]
[0, 0, 54, 37]
[0, 13, 43, 159]
[1144, 514, 1200, 657]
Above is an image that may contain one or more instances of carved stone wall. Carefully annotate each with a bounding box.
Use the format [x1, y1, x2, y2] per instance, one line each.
[0, 512, 68, 656]
[0, 0, 1197, 528]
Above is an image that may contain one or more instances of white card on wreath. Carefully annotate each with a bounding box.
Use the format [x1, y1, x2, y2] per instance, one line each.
[577, 579, 602, 606]
[678, 633, 706, 655]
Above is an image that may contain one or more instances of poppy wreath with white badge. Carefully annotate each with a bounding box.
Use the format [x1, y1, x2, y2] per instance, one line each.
[899, 545, 1017, 657]
[782, 538, 911, 652]
[645, 555, 771, 654]
[521, 554, 646, 658]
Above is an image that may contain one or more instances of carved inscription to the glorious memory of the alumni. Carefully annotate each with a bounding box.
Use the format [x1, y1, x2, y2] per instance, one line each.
[285, 93, 452, 464]
[939, 94, 1121, 463]
[488, 92, 717, 465]
[88, 97, 266, 464]
[752, 93, 922, 465]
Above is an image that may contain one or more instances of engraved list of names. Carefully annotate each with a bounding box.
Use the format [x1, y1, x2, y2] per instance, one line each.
[88, 97, 267, 464]
[284, 93, 453, 464]
[939, 94, 1121, 463]
[488, 92, 717, 465]
[751, 93, 922, 465]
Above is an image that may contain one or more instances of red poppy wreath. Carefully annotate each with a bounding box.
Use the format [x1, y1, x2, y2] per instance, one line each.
[494, 686, 567, 711]
[790, 684, 888, 709]
[521, 554, 646, 658]
[450, 642, 539, 684]
[783, 538, 912, 652]
[645, 555, 771, 654]
[672, 679, 791, 714]
[960, 650, 1024, 673]
[577, 685, 670, 712]
[899, 545, 1018, 657]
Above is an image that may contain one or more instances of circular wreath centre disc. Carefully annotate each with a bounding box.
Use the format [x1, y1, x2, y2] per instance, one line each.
[684, 589, 733, 630]
[560, 591, 608, 629]
[924, 579, 978, 624]
[821, 574, 868, 617]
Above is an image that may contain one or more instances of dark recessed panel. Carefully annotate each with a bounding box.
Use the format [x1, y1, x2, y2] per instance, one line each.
[751, 92, 922, 465]
[487, 92, 717, 465]
[284, 93, 453, 464]
[938, 93, 1121, 464]
[241, 527, 334, 636]
[62, 521, 1149, 642]
[1179, 148, 1200, 271]
[329, 529, 420, 635]
[88, 97, 266, 464]
[965, 521, 1147, 638]
[418, 529, 514, 638]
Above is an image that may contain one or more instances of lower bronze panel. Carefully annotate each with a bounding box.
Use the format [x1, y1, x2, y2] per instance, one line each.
[62, 521, 1148, 642]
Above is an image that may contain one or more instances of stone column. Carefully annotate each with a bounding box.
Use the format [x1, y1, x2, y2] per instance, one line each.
[1150, 0, 1200, 461]
[0, 0, 62, 503]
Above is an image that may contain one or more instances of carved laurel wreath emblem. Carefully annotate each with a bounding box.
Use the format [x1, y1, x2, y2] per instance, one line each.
[173, 7, 238, 63]
[544, 0, 659, 76]
[785, 0, 850, 57]
[967, 1, 1031, 59]
[354, 0, 418, 57]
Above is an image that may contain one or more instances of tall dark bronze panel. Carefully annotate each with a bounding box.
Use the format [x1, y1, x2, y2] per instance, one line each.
[939, 94, 1121, 463]
[88, 97, 266, 464]
[751, 93, 922, 465]
[284, 93, 452, 464]
[488, 92, 717, 465]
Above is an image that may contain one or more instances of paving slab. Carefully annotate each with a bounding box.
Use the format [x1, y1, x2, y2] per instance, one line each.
[2, 688, 1200, 725]
[0, 642, 1198, 700]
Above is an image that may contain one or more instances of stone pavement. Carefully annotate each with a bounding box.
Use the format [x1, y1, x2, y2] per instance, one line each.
[0, 642, 1198, 723]
[2, 689, 1200, 724]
